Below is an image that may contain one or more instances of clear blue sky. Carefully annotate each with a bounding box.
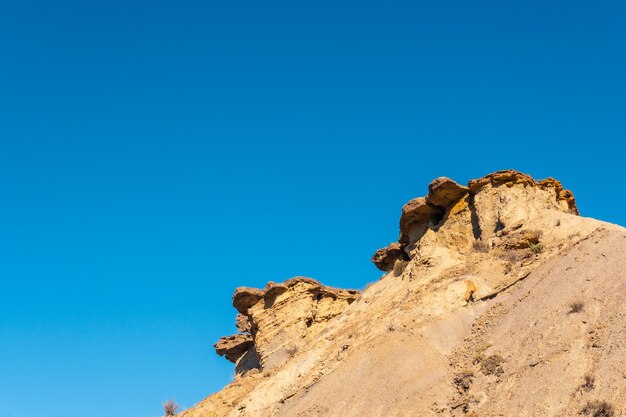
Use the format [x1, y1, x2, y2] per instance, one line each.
[0, 0, 624, 416]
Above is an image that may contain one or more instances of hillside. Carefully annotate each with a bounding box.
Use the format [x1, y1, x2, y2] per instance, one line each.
[176, 170, 625, 417]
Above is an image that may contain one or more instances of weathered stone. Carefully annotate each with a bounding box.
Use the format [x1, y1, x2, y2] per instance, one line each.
[537, 178, 579, 215]
[498, 229, 543, 250]
[371, 242, 409, 271]
[283, 276, 321, 288]
[214, 333, 254, 363]
[233, 287, 264, 314]
[264, 282, 289, 300]
[235, 314, 251, 333]
[218, 278, 360, 372]
[399, 197, 443, 244]
[426, 177, 469, 208]
[468, 170, 536, 193]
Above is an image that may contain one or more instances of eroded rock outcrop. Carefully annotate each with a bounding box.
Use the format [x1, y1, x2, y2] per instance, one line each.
[426, 177, 470, 207]
[214, 334, 253, 363]
[215, 277, 359, 374]
[370, 242, 409, 272]
[178, 170, 625, 417]
[374, 169, 579, 271]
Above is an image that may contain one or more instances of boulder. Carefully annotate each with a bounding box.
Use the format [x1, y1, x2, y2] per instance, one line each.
[233, 287, 264, 314]
[399, 197, 443, 244]
[426, 177, 469, 208]
[371, 242, 409, 271]
[214, 333, 254, 363]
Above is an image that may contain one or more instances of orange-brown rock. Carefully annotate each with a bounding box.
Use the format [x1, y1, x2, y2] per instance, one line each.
[371, 242, 409, 271]
[233, 287, 264, 314]
[235, 314, 251, 333]
[426, 177, 469, 208]
[537, 177, 579, 214]
[498, 229, 542, 250]
[399, 197, 443, 244]
[214, 333, 254, 363]
[468, 169, 536, 193]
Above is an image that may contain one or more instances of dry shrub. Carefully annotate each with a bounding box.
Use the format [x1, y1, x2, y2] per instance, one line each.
[285, 345, 298, 357]
[163, 400, 179, 416]
[472, 240, 490, 253]
[472, 343, 492, 364]
[504, 250, 520, 263]
[479, 353, 504, 376]
[580, 400, 615, 417]
[453, 369, 474, 393]
[580, 374, 595, 392]
[568, 301, 585, 314]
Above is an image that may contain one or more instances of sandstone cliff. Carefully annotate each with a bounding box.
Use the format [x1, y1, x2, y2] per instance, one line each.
[177, 170, 625, 417]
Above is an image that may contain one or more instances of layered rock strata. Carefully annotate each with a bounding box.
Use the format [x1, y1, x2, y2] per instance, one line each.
[214, 277, 359, 374]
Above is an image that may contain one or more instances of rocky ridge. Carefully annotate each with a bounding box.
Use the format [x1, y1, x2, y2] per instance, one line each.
[177, 170, 625, 417]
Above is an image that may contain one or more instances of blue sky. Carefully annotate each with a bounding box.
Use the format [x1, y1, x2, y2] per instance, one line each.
[1, 0, 625, 416]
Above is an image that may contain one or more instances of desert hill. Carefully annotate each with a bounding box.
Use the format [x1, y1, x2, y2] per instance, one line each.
[176, 170, 625, 417]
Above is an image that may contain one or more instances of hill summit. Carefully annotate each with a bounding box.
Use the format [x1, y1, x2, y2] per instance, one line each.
[177, 170, 625, 417]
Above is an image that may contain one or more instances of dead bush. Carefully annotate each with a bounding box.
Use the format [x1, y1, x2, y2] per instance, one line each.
[580, 374, 595, 392]
[453, 369, 474, 393]
[504, 250, 520, 263]
[580, 400, 615, 417]
[285, 345, 298, 357]
[163, 400, 179, 416]
[479, 353, 505, 376]
[568, 301, 585, 314]
[472, 241, 490, 253]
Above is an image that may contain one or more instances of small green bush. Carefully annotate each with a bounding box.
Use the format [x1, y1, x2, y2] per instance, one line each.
[528, 242, 544, 254]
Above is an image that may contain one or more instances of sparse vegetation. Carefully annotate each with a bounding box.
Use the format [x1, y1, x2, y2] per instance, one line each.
[506, 251, 517, 262]
[580, 400, 615, 417]
[286, 345, 298, 357]
[472, 343, 492, 364]
[580, 374, 595, 392]
[528, 241, 544, 254]
[472, 240, 490, 253]
[453, 369, 474, 392]
[479, 353, 505, 376]
[163, 400, 179, 416]
[568, 301, 585, 314]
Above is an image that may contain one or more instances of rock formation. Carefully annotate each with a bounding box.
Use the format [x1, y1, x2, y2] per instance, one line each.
[214, 277, 359, 374]
[175, 170, 625, 417]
